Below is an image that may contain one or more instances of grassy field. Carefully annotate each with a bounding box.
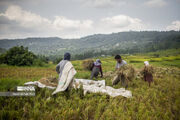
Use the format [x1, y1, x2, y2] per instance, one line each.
[0, 49, 180, 120]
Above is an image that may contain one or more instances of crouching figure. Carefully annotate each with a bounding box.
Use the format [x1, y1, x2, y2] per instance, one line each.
[90, 59, 103, 79]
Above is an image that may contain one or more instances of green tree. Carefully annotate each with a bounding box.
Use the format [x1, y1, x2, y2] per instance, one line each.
[0, 46, 37, 66]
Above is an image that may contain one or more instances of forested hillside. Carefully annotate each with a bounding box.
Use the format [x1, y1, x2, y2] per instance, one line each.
[0, 31, 180, 57]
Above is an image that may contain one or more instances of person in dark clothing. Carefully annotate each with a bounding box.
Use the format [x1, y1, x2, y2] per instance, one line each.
[144, 72, 153, 86]
[143, 61, 153, 87]
[90, 59, 103, 79]
[56, 52, 71, 79]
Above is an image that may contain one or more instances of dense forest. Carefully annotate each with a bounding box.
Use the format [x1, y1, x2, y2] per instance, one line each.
[0, 31, 180, 60]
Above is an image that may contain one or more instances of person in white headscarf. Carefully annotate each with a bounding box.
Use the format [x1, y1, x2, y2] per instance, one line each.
[143, 61, 153, 87]
[90, 59, 103, 79]
[144, 61, 149, 66]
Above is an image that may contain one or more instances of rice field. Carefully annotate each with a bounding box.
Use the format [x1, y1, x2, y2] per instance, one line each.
[0, 49, 180, 120]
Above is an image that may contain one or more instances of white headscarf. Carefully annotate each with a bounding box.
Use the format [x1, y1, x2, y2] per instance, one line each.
[94, 59, 101, 66]
[144, 61, 149, 66]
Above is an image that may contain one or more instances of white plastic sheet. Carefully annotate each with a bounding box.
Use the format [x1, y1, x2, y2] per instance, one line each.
[24, 78, 132, 98]
[73, 79, 132, 98]
[24, 81, 56, 89]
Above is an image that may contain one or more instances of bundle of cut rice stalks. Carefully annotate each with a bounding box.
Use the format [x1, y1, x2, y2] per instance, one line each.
[116, 65, 136, 81]
[142, 65, 154, 75]
[111, 65, 136, 86]
[82, 59, 94, 71]
[104, 71, 115, 78]
[38, 77, 58, 87]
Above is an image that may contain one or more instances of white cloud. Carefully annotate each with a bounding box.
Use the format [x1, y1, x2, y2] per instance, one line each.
[78, 0, 126, 8]
[145, 0, 167, 7]
[100, 15, 146, 32]
[0, 5, 94, 38]
[0, 5, 52, 30]
[166, 21, 180, 31]
[53, 16, 93, 30]
[0, 5, 147, 39]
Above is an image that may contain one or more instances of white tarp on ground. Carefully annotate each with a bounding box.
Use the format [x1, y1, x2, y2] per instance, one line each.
[25, 78, 132, 98]
[24, 81, 56, 89]
[73, 79, 132, 98]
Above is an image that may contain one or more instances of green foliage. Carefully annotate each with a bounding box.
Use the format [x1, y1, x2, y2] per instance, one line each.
[0, 31, 180, 57]
[0, 46, 49, 66]
[33, 59, 45, 67]
[0, 48, 6, 54]
[53, 57, 63, 64]
[0, 46, 37, 66]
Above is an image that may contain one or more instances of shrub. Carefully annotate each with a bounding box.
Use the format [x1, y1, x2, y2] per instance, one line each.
[0, 46, 37, 66]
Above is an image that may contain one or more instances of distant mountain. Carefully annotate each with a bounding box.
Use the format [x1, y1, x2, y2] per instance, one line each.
[0, 31, 180, 56]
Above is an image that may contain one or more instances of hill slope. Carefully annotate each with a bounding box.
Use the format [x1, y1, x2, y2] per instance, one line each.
[0, 31, 180, 56]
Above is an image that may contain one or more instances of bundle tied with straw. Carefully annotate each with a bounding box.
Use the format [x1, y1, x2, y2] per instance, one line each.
[82, 59, 94, 71]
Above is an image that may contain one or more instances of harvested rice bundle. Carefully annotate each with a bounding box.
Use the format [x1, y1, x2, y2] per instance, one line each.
[143, 65, 154, 74]
[141, 65, 154, 86]
[140, 66, 154, 75]
[116, 65, 135, 79]
[104, 71, 115, 78]
[38, 77, 58, 87]
[82, 59, 94, 71]
[112, 65, 136, 87]
[117, 65, 136, 81]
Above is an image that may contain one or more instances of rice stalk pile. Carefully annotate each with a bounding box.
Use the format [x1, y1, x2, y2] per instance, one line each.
[143, 65, 154, 74]
[104, 65, 136, 82]
[38, 77, 58, 87]
[139, 65, 154, 76]
[150, 67, 180, 78]
[116, 65, 136, 82]
[82, 59, 94, 71]
[103, 71, 114, 78]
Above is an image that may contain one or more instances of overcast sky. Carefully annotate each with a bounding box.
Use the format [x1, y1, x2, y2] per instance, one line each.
[0, 0, 180, 39]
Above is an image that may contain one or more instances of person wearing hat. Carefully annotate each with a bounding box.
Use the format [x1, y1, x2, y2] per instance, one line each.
[90, 59, 103, 79]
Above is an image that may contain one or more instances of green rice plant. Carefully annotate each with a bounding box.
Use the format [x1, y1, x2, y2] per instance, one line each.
[149, 58, 162, 62]
[129, 58, 148, 63]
